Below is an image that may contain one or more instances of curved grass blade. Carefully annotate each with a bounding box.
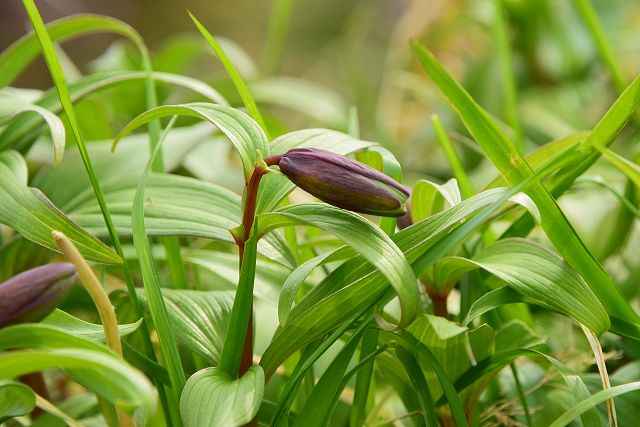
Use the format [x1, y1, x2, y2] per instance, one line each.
[0, 349, 155, 415]
[549, 381, 640, 427]
[0, 70, 228, 153]
[0, 101, 65, 166]
[0, 14, 147, 87]
[258, 203, 418, 330]
[0, 151, 120, 264]
[412, 40, 639, 326]
[436, 238, 609, 334]
[189, 11, 268, 137]
[131, 118, 186, 404]
[112, 103, 269, 181]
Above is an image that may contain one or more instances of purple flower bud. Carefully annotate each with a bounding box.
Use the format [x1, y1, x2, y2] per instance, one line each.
[266, 148, 410, 217]
[0, 263, 77, 327]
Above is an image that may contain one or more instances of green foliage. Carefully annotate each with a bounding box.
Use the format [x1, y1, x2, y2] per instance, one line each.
[2, 0, 640, 425]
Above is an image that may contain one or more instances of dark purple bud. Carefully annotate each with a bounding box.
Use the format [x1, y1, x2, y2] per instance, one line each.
[265, 148, 410, 217]
[0, 263, 77, 327]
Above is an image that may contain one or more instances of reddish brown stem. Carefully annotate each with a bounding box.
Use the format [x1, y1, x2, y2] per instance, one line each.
[428, 290, 449, 318]
[237, 166, 267, 378]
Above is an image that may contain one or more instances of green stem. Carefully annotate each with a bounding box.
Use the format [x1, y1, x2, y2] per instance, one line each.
[510, 363, 533, 427]
[219, 165, 268, 378]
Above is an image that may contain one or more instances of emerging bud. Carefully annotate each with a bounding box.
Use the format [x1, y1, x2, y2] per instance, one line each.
[265, 148, 410, 217]
[0, 263, 77, 327]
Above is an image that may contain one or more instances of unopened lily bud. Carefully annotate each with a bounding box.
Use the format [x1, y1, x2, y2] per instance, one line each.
[0, 263, 77, 327]
[265, 148, 410, 217]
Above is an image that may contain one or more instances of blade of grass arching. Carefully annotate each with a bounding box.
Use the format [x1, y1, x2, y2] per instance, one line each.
[573, 0, 626, 93]
[395, 346, 439, 427]
[412, 40, 639, 325]
[395, 331, 468, 427]
[132, 117, 185, 423]
[262, 0, 297, 75]
[0, 14, 148, 88]
[549, 382, 640, 427]
[580, 325, 617, 426]
[19, 0, 160, 368]
[189, 11, 269, 139]
[491, 0, 522, 151]
[502, 70, 640, 239]
[431, 114, 474, 198]
[600, 148, 640, 189]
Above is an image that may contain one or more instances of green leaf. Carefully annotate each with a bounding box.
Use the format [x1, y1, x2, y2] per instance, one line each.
[441, 238, 609, 334]
[41, 309, 141, 342]
[395, 346, 439, 427]
[137, 289, 234, 366]
[411, 178, 461, 223]
[0, 151, 120, 264]
[0, 323, 111, 354]
[0, 14, 148, 87]
[112, 103, 269, 181]
[0, 71, 227, 154]
[131, 124, 187, 400]
[293, 327, 365, 427]
[67, 173, 294, 268]
[180, 365, 264, 427]
[189, 12, 268, 137]
[260, 188, 522, 377]
[550, 382, 640, 427]
[0, 349, 154, 414]
[412, 40, 639, 327]
[395, 330, 469, 427]
[258, 203, 418, 330]
[0, 94, 65, 166]
[0, 382, 36, 423]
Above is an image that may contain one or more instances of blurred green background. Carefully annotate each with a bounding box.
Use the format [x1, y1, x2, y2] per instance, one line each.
[2, 0, 640, 189]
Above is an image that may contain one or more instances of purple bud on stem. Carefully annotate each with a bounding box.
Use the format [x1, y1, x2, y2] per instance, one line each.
[265, 148, 410, 217]
[0, 263, 77, 327]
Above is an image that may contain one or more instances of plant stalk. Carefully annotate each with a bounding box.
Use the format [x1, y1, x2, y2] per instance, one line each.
[220, 165, 268, 379]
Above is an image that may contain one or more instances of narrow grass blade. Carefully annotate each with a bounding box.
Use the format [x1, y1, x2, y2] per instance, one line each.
[189, 11, 269, 138]
[412, 40, 639, 325]
[549, 382, 640, 427]
[132, 118, 186, 416]
[0, 14, 148, 87]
